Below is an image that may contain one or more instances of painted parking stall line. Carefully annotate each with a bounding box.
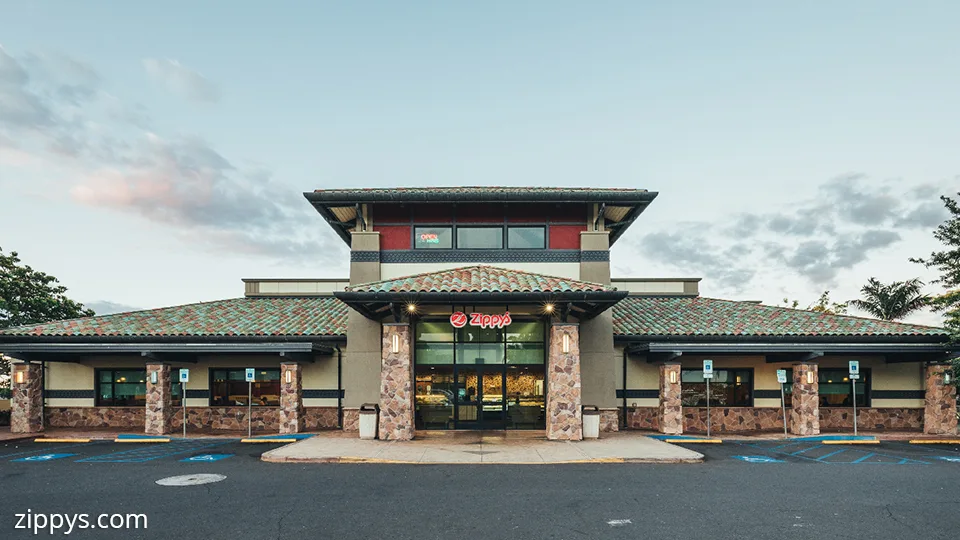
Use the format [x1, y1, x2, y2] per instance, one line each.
[733, 455, 784, 463]
[934, 456, 960, 463]
[76, 439, 237, 463]
[181, 454, 234, 463]
[1, 441, 103, 460]
[12, 453, 77, 462]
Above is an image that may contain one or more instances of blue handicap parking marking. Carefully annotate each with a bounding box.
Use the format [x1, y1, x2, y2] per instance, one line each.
[77, 439, 236, 463]
[934, 456, 960, 463]
[181, 453, 233, 463]
[733, 455, 785, 463]
[12, 453, 77, 462]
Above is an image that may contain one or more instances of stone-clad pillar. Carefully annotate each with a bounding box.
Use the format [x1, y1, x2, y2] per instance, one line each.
[145, 364, 172, 435]
[924, 364, 958, 435]
[547, 323, 582, 440]
[790, 363, 820, 435]
[658, 363, 682, 435]
[280, 363, 304, 434]
[379, 323, 414, 440]
[11, 363, 43, 434]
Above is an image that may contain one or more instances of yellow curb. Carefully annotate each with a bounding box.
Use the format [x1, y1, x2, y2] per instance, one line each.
[114, 438, 170, 443]
[33, 438, 91, 443]
[908, 439, 960, 444]
[664, 439, 723, 444]
[240, 438, 293, 443]
[822, 439, 879, 445]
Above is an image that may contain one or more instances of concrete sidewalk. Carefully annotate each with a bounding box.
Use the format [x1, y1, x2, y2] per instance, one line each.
[261, 431, 703, 464]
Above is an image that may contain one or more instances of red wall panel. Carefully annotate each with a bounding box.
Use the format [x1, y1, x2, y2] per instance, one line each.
[548, 204, 586, 222]
[377, 225, 411, 250]
[374, 204, 410, 223]
[456, 203, 504, 223]
[505, 204, 549, 223]
[549, 225, 585, 249]
[412, 204, 454, 223]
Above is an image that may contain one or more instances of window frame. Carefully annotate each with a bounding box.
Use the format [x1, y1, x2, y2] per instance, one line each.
[680, 368, 755, 407]
[413, 226, 454, 249]
[95, 368, 177, 407]
[506, 226, 547, 250]
[208, 368, 282, 407]
[780, 367, 871, 407]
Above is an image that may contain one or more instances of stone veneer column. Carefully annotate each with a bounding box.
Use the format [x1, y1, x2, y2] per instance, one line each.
[547, 323, 582, 440]
[145, 364, 172, 435]
[379, 323, 414, 440]
[280, 363, 304, 434]
[924, 363, 958, 435]
[11, 363, 43, 434]
[790, 363, 820, 435]
[658, 363, 682, 435]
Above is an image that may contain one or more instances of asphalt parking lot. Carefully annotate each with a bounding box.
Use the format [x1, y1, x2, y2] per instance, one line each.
[1, 437, 959, 540]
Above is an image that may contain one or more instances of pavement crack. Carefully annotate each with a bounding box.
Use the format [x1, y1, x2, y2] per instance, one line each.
[275, 507, 295, 540]
[884, 505, 906, 527]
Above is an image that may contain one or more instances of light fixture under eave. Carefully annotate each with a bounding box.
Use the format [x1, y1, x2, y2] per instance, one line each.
[406, 303, 417, 314]
[945, 371, 953, 385]
[669, 370, 677, 384]
[14, 370, 25, 384]
[391, 333, 400, 354]
[543, 303, 555, 314]
[806, 370, 815, 384]
[562, 333, 571, 353]
[285, 370, 292, 384]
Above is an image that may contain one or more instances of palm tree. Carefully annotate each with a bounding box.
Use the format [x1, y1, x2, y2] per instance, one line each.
[849, 278, 930, 321]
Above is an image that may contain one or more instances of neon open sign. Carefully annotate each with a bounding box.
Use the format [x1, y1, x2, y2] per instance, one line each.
[419, 233, 440, 243]
[450, 311, 512, 329]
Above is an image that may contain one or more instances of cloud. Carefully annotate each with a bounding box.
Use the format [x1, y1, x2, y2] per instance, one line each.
[634, 173, 953, 291]
[143, 58, 220, 103]
[84, 301, 141, 315]
[2, 46, 338, 265]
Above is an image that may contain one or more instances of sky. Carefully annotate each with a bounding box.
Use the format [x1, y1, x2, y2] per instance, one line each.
[0, 1, 958, 326]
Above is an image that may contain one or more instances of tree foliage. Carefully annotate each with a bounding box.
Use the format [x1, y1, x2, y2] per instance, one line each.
[910, 192, 960, 338]
[779, 291, 848, 315]
[0, 247, 95, 389]
[848, 277, 929, 321]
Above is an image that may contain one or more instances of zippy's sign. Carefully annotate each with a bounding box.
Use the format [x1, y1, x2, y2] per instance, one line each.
[450, 311, 512, 329]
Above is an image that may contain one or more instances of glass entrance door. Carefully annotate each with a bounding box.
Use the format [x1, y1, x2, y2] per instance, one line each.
[455, 366, 505, 429]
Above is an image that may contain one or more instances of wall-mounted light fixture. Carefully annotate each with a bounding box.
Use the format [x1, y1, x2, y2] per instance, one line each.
[406, 303, 417, 314]
[285, 369, 293, 384]
[391, 333, 400, 354]
[544, 303, 554, 314]
[150, 371, 158, 384]
[669, 370, 677, 384]
[945, 371, 954, 385]
[562, 333, 570, 354]
[14, 369, 25, 384]
[806, 370, 815, 384]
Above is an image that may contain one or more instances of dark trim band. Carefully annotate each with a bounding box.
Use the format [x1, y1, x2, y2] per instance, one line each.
[871, 390, 925, 400]
[303, 389, 345, 399]
[616, 389, 659, 399]
[580, 250, 610, 262]
[350, 251, 381, 262]
[380, 249, 583, 264]
[46, 389, 95, 399]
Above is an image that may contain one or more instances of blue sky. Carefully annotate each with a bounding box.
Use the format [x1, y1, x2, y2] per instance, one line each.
[1, 1, 957, 324]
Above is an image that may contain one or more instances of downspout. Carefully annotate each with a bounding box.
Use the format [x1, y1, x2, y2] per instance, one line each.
[621, 348, 628, 430]
[335, 345, 343, 429]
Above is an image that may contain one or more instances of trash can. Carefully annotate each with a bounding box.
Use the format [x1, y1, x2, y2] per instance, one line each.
[359, 403, 379, 440]
[582, 405, 600, 439]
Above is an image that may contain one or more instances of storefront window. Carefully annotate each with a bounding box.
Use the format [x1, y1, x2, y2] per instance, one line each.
[681, 369, 753, 407]
[415, 366, 455, 429]
[507, 227, 546, 249]
[457, 325, 505, 364]
[96, 369, 148, 406]
[456, 227, 503, 249]
[414, 227, 453, 249]
[210, 369, 281, 406]
[415, 321, 455, 364]
[780, 368, 870, 407]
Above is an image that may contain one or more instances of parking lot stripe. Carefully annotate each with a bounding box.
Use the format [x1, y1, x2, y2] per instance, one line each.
[77, 439, 236, 463]
[908, 439, 960, 444]
[790, 444, 823, 456]
[852, 453, 876, 463]
[33, 438, 91, 443]
[1, 441, 102, 460]
[822, 440, 879, 445]
[114, 438, 171, 443]
[815, 449, 848, 461]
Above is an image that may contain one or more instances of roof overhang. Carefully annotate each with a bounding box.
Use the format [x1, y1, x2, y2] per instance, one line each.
[335, 290, 628, 322]
[623, 341, 959, 364]
[1, 341, 336, 363]
[304, 188, 659, 246]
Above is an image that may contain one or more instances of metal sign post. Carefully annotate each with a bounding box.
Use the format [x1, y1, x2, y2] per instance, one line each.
[179, 369, 190, 439]
[703, 360, 714, 437]
[245, 368, 256, 438]
[849, 361, 860, 436]
[777, 369, 788, 436]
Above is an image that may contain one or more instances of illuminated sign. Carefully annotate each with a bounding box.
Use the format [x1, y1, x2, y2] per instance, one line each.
[419, 233, 440, 244]
[450, 311, 512, 329]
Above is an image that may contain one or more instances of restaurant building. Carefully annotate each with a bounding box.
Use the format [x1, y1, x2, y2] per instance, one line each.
[2, 187, 957, 439]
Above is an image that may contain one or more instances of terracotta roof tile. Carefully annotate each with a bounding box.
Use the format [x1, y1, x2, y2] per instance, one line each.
[345, 265, 615, 293]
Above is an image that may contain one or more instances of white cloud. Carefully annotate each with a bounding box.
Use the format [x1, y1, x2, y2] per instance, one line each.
[143, 58, 221, 103]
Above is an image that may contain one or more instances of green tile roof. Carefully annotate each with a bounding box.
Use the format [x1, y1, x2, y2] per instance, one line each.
[307, 186, 655, 203]
[345, 265, 616, 293]
[0, 297, 348, 338]
[612, 296, 949, 337]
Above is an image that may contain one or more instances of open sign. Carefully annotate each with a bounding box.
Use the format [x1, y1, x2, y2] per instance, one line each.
[419, 233, 440, 243]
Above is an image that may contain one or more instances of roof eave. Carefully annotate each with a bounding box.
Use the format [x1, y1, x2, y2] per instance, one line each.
[304, 190, 659, 205]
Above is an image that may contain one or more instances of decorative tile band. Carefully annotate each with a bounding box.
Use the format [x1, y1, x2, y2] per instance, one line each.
[616, 389, 659, 399]
[46, 390, 95, 399]
[872, 390, 925, 400]
[351, 251, 381, 262]
[580, 250, 610, 262]
[380, 250, 583, 264]
[303, 389, 345, 399]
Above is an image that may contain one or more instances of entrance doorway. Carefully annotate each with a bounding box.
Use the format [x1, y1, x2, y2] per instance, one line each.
[413, 316, 546, 430]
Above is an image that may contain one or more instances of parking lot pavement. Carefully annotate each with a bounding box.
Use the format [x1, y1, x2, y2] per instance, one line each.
[677, 439, 960, 465]
[0, 439, 287, 465]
